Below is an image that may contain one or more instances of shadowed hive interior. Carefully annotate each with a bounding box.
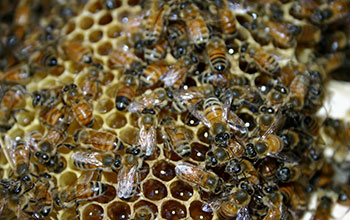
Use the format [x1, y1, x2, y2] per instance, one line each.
[0, 0, 350, 220]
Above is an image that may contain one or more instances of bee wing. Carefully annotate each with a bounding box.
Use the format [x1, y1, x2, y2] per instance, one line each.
[128, 100, 145, 113]
[174, 162, 202, 184]
[138, 125, 157, 157]
[161, 65, 186, 87]
[76, 171, 94, 185]
[262, 109, 285, 139]
[116, 165, 138, 199]
[26, 131, 42, 152]
[0, 136, 16, 170]
[189, 102, 211, 127]
[236, 207, 252, 220]
[228, 111, 248, 135]
[71, 151, 104, 168]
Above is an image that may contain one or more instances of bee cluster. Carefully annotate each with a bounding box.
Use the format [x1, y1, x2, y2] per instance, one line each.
[0, 0, 349, 219]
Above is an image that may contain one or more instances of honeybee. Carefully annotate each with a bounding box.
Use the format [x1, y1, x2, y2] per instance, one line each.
[32, 86, 63, 107]
[295, 24, 321, 45]
[133, 205, 155, 220]
[71, 151, 122, 178]
[280, 130, 300, 150]
[225, 159, 259, 184]
[248, 48, 281, 76]
[116, 74, 139, 111]
[117, 154, 140, 200]
[267, 84, 288, 106]
[61, 40, 93, 64]
[1, 84, 26, 110]
[167, 21, 187, 43]
[128, 88, 169, 113]
[144, 39, 168, 62]
[34, 126, 68, 164]
[140, 61, 167, 88]
[171, 84, 214, 113]
[79, 65, 102, 100]
[215, 185, 252, 220]
[311, 0, 349, 25]
[261, 184, 284, 220]
[320, 52, 345, 74]
[168, 30, 190, 59]
[0, 64, 31, 84]
[109, 44, 143, 69]
[332, 183, 350, 207]
[181, 2, 209, 48]
[23, 177, 54, 219]
[198, 67, 229, 87]
[55, 172, 108, 209]
[288, 73, 310, 110]
[75, 128, 124, 152]
[206, 140, 245, 167]
[290, 0, 321, 20]
[29, 47, 59, 70]
[213, 0, 237, 38]
[191, 95, 230, 147]
[252, 134, 284, 159]
[175, 162, 223, 194]
[161, 56, 194, 89]
[301, 115, 320, 136]
[207, 35, 229, 73]
[312, 195, 333, 220]
[279, 183, 308, 212]
[319, 31, 347, 52]
[39, 102, 69, 128]
[1, 136, 31, 177]
[276, 162, 301, 183]
[143, 0, 169, 45]
[132, 108, 158, 157]
[265, 20, 296, 48]
[63, 84, 94, 127]
[162, 117, 192, 158]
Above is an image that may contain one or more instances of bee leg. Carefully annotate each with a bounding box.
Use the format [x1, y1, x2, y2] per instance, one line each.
[75, 202, 80, 216]
[97, 169, 102, 182]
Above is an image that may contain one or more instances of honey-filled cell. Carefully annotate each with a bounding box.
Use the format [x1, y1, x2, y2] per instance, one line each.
[170, 180, 193, 201]
[59, 171, 77, 187]
[190, 142, 209, 161]
[134, 200, 158, 219]
[107, 201, 131, 220]
[97, 42, 113, 56]
[140, 161, 150, 181]
[143, 179, 168, 201]
[88, 1, 102, 13]
[197, 126, 210, 144]
[89, 30, 103, 43]
[98, 13, 113, 25]
[93, 184, 116, 203]
[161, 200, 187, 220]
[96, 98, 114, 114]
[152, 160, 176, 182]
[189, 201, 214, 220]
[82, 204, 104, 220]
[79, 16, 94, 30]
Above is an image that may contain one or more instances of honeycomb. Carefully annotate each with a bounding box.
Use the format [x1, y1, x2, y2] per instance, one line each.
[0, 0, 349, 220]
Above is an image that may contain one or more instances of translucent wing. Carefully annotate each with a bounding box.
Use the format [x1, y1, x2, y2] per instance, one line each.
[237, 207, 252, 220]
[71, 151, 104, 168]
[116, 164, 138, 199]
[175, 162, 202, 185]
[138, 124, 157, 157]
[161, 64, 187, 87]
[0, 136, 16, 170]
[262, 109, 285, 139]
